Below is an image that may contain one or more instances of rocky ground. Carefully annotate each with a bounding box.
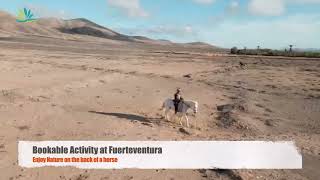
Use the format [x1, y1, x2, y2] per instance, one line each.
[0, 36, 319, 180]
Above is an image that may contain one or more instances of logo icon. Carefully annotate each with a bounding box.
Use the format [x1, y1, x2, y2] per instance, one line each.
[16, 8, 36, 22]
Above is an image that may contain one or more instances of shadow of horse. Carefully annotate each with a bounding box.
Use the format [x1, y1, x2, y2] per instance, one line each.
[88, 111, 190, 129]
[88, 111, 154, 123]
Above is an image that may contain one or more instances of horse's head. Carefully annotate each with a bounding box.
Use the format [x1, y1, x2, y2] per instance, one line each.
[186, 101, 198, 114]
[193, 101, 198, 114]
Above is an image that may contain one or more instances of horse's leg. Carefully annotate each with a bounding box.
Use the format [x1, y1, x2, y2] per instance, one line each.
[179, 114, 183, 126]
[185, 115, 190, 128]
[164, 108, 168, 120]
[164, 108, 169, 121]
[172, 112, 177, 123]
[162, 107, 165, 119]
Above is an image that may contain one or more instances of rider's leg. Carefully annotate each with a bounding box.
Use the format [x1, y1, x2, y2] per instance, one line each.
[174, 101, 178, 114]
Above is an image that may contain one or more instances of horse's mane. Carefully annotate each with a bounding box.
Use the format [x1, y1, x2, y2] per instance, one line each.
[184, 100, 197, 104]
[184, 100, 198, 107]
[166, 98, 198, 106]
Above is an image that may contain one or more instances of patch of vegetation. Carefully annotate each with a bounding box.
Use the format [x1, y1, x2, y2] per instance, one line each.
[230, 46, 320, 58]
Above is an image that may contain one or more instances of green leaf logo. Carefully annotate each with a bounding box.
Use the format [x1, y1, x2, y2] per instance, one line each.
[16, 8, 36, 22]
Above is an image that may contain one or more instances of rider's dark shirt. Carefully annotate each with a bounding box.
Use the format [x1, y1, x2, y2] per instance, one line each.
[174, 92, 181, 101]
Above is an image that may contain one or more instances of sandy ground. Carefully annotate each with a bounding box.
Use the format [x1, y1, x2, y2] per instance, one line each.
[0, 36, 320, 180]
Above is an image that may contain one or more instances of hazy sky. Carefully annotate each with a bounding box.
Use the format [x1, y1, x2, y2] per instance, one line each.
[1, 0, 320, 48]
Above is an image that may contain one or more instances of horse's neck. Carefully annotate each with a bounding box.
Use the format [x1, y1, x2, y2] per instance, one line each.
[184, 101, 195, 106]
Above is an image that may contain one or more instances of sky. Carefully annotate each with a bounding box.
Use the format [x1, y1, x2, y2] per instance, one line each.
[1, 0, 320, 49]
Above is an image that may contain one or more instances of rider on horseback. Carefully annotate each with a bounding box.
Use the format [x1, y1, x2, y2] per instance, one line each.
[174, 88, 183, 114]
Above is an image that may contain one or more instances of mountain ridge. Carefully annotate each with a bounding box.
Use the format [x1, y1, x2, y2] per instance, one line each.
[0, 10, 218, 49]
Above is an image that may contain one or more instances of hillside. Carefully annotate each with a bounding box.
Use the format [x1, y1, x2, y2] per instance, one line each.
[0, 11, 217, 48]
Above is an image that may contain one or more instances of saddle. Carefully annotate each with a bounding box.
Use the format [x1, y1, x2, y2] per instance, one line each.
[173, 100, 183, 112]
[177, 102, 184, 112]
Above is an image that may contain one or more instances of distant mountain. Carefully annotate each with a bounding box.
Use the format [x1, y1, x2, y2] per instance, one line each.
[0, 10, 218, 48]
[183, 42, 218, 49]
[58, 18, 135, 42]
[0, 11, 64, 37]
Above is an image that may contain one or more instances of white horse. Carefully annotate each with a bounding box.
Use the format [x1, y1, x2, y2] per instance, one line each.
[162, 98, 198, 127]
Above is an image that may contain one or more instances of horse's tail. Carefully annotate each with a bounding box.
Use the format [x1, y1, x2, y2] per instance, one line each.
[160, 101, 166, 110]
[160, 101, 165, 110]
